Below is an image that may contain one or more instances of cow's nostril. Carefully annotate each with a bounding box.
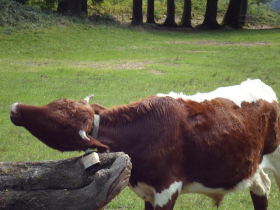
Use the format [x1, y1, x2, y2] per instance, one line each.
[10, 115, 22, 126]
[10, 114, 18, 125]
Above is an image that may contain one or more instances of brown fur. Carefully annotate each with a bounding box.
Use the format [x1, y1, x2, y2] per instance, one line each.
[10, 94, 280, 210]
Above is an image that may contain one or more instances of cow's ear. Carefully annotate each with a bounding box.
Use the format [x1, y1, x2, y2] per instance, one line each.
[91, 104, 107, 114]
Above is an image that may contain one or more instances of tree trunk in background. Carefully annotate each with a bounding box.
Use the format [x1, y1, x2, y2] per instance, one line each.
[223, 0, 240, 27]
[239, 0, 248, 27]
[57, 0, 88, 16]
[132, 0, 143, 25]
[163, 0, 177, 27]
[181, 0, 192, 27]
[0, 152, 131, 210]
[223, 0, 248, 28]
[147, 0, 155, 23]
[201, 0, 220, 29]
[45, 0, 55, 9]
[14, 0, 27, 4]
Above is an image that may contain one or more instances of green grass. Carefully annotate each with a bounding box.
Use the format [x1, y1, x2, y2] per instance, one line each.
[0, 24, 280, 209]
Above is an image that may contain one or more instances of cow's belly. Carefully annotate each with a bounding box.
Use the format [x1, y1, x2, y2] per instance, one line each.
[129, 165, 271, 207]
[182, 166, 270, 199]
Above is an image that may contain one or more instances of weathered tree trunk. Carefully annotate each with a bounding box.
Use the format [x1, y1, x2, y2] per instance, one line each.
[57, 0, 88, 16]
[181, 0, 192, 27]
[163, 0, 177, 27]
[201, 0, 220, 29]
[132, 0, 143, 25]
[146, 0, 155, 24]
[223, 0, 248, 28]
[0, 152, 131, 210]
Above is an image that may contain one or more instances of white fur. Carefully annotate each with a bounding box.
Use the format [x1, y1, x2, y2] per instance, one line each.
[261, 145, 280, 189]
[130, 182, 155, 204]
[183, 167, 270, 197]
[250, 168, 271, 196]
[154, 181, 183, 207]
[261, 145, 280, 172]
[131, 181, 183, 208]
[157, 79, 278, 107]
[11, 102, 20, 113]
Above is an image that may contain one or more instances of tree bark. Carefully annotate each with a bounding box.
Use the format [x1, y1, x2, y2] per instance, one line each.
[181, 0, 192, 27]
[223, 0, 248, 28]
[201, 0, 220, 29]
[57, 0, 88, 16]
[132, 0, 143, 25]
[0, 152, 131, 210]
[239, 0, 248, 27]
[146, 0, 155, 24]
[163, 0, 177, 27]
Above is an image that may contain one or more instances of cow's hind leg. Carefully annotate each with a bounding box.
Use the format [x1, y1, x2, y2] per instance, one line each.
[250, 168, 271, 210]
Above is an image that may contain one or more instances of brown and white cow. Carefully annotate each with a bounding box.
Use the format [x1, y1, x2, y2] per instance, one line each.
[10, 79, 280, 210]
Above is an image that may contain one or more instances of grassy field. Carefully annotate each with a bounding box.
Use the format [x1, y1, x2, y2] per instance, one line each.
[0, 23, 280, 209]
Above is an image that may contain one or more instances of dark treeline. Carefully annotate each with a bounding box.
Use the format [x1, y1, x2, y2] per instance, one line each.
[14, 0, 250, 28]
[133, 0, 248, 28]
[15, 0, 88, 15]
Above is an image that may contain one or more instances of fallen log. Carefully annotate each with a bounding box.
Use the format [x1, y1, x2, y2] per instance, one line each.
[0, 152, 132, 210]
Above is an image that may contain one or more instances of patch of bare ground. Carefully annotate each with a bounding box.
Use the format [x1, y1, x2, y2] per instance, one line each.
[149, 69, 164, 75]
[164, 40, 270, 46]
[11, 60, 156, 70]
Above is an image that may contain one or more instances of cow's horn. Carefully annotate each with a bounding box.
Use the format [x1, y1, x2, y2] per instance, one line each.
[79, 130, 90, 141]
[84, 94, 94, 103]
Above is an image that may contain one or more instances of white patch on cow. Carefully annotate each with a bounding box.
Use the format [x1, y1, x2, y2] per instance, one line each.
[130, 182, 155, 204]
[157, 79, 278, 107]
[183, 167, 270, 197]
[250, 168, 271, 196]
[11, 102, 20, 113]
[130, 181, 183, 208]
[183, 182, 226, 195]
[154, 181, 183, 207]
[261, 145, 280, 189]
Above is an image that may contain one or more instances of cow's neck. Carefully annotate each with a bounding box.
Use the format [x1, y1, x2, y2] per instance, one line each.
[96, 100, 152, 153]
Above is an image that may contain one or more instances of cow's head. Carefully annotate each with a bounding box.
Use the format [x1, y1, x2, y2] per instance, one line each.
[10, 95, 109, 152]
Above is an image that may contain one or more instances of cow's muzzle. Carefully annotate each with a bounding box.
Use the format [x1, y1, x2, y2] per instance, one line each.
[10, 103, 23, 126]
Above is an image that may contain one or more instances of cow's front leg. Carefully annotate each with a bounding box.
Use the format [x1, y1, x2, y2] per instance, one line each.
[132, 181, 181, 210]
[153, 192, 178, 210]
[145, 201, 154, 210]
